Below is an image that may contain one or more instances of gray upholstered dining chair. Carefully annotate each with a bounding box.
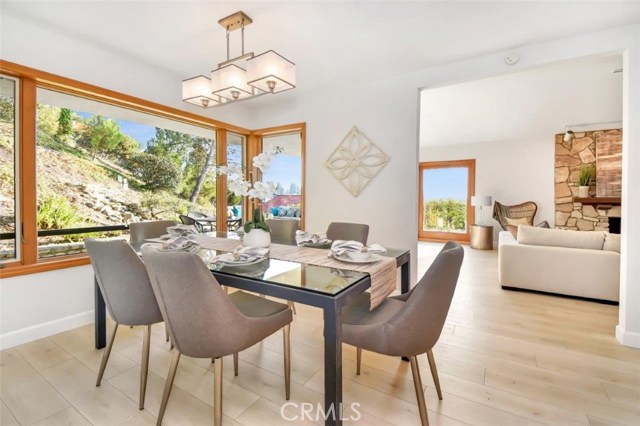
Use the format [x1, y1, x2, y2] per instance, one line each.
[326, 222, 369, 245]
[341, 241, 464, 426]
[129, 220, 176, 243]
[85, 239, 164, 410]
[265, 218, 298, 243]
[129, 220, 176, 343]
[141, 244, 293, 426]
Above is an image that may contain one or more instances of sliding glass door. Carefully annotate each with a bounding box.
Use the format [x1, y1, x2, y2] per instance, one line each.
[418, 159, 475, 242]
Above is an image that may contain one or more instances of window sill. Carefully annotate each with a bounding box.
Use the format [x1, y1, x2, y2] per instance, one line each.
[0, 255, 91, 278]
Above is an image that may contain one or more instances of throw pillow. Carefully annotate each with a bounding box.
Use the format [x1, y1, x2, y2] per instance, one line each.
[603, 232, 621, 253]
[506, 217, 530, 227]
[271, 207, 279, 217]
[507, 225, 519, 239]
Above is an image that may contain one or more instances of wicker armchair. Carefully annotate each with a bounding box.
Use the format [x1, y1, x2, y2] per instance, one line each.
[492, 201, 538, 231]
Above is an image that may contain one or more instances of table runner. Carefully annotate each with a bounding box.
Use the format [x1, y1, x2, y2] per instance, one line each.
[195, 235, 397, 310]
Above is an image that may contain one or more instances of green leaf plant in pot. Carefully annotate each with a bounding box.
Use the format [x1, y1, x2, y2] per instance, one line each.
[217, 146, 282, 248]
[578, 165, 594, 198]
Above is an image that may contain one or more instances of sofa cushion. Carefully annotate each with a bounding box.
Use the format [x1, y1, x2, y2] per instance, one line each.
[603, 232, 621, 253]
[517, 225, 605, 250]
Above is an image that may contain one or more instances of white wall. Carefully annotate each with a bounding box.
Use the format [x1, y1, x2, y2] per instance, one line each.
[420, 137, 555, 241]
[247, 77, 421, 281]
[617, 28, 640, 348]
[1, 23, 638, 349]
[0, 266, 95, 348]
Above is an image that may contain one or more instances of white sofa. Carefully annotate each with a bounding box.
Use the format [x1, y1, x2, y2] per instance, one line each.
[498, 225, 620, 302]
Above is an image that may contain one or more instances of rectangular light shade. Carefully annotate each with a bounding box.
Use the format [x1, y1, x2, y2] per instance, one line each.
[182, 76, 218, 108]
[471, 195, 492, 207]
[247, 50, 295, 93]
[211, 64, 252, 101]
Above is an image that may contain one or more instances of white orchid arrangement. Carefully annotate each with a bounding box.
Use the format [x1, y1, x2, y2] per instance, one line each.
[217, 146, 282, 233]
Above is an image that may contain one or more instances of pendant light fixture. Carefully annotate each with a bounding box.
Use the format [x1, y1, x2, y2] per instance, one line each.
[182, 11, 296, 108]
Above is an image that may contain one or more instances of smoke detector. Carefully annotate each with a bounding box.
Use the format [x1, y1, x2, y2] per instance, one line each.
[504, 54, 520, 65]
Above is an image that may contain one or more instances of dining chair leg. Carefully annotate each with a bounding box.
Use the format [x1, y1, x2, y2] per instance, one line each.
[233, 352, 239, 376]
[157, 350, 181, 426]
[165, 329, 169, 342]
[410, 355, 429, 426]
[96, 321, 118, 386]
[214, 356, 223, 426]
[283, 324, 291, 400]
[139, 325, 151, 410]
[426, 350, 443, 400]
[287, 300, 297, 315]
[356, 347, 362, 375]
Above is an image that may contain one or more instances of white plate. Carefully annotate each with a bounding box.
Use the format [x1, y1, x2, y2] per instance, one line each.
[332, 253, 382, 264]
[217, 256, 266, 266]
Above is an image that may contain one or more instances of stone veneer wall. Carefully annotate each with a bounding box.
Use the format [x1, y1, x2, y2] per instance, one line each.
[554, 129, 622, 231]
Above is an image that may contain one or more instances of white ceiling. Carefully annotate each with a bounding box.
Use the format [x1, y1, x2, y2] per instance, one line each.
[420, 53, 623, 147]
[1, 1, 638, 108]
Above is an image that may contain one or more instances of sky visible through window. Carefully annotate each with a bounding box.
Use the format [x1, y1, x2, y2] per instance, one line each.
[76, 111, 301, 189]
[422, 167, 467, 202]
[263, 155, 301, 190]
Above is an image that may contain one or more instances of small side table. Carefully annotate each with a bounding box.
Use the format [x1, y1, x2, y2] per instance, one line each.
[470, 225, 493, 250]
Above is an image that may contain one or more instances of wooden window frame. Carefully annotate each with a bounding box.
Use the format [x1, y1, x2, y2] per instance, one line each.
[418, 159, 475, 243]
[251, 123, 306, 230]
[0, 60, 258, 278]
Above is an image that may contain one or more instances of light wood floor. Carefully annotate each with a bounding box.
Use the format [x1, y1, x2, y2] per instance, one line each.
[2, 243, 639, 426]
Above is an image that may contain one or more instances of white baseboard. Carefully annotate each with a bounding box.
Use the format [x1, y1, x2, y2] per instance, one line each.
[615, 324, 640, 348]
[0, 310, 95, 350]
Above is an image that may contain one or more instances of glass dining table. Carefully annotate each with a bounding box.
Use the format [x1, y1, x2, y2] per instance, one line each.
[93, 232, 410, 426]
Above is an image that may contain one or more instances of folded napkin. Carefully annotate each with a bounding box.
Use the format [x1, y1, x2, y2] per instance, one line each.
[161, 236, 200, 251]
[211, 246, 269, 264]
[296, 230, 332, 246]
[329, 240, 387, 257]
[166, 225, 198, 237]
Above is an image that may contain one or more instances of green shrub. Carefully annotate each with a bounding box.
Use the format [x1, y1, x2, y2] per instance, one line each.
[0, 95, 14, 122]
[125, 153, 181, 191]
[37, 194, 83, 230]
[423, 199, 466, 231]
[140, 191, 200, 220]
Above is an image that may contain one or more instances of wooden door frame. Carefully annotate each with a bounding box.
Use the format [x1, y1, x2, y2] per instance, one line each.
[418, 159, 475, 243]
[252, 123, 306, 230]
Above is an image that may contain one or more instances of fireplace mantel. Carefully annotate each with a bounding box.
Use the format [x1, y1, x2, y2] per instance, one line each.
[574, 197, 622, 206]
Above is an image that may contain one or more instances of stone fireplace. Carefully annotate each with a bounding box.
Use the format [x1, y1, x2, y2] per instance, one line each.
[554, 129, 622, 232]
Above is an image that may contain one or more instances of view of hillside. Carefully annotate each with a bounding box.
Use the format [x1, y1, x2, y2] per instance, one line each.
[0, 97, 224, 259]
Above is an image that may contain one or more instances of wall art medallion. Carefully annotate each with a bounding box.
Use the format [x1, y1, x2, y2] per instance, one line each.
[324, 126, 390, 197]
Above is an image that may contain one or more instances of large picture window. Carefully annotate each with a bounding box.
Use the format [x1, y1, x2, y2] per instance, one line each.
[0, 60, 304, 277]
[0, 75, 19, 262]
[35, 88, 218, 258]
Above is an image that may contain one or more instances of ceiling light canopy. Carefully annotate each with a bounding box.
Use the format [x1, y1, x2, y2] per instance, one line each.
[182, 11, 296, 108]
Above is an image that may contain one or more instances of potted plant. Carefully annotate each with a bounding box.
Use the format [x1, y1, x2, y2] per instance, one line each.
[218, 147, 282, 248]
[578, 165, 594, 198]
